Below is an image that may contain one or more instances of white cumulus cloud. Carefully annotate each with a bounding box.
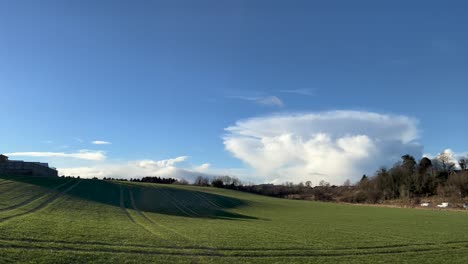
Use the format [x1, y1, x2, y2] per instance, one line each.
[424, 149, 468, 170]
[5, 150, 107, 161]
[224, 111, 422, 185]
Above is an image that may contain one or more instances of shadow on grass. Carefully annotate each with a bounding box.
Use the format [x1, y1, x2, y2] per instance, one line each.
[0, 175, 258, 220]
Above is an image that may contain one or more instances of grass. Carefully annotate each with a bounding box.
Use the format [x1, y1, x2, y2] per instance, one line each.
[1, 175, 468, 263]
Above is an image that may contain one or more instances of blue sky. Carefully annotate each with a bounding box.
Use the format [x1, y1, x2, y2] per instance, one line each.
[1, 1, 467, 184]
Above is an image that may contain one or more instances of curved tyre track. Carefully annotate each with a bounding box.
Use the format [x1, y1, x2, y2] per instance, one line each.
[128, 190, 192, 241]
[123, 186, 228, 257]
[119, 185, 168, 240]
[128, 189, 156, 224]
[128, 189, 223, 256]
[119, 185, 136, 224]
[0, 180, 74, 213]
[153, 186, 314, 248]
[151, 187, 198, 217]
[0, 241, 464, 258]
[0, 181, 15, 187]
[0, 180, 81, 223]
[191, 191, 223, 209]
[2, 236, 468, 252]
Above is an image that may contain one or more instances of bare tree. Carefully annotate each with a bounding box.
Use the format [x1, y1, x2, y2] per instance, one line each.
[459, 158, 467, 171]
[178, 178, 189, 185]
[319, 180, 330, 187]
[343, 179, 352, 187]
[437, 152, 455, 172]
[194, 176, 209, 186]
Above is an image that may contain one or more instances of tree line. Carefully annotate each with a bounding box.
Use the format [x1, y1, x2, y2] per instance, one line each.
[100, 176, 186, 185]
[351, 153, 468, 204]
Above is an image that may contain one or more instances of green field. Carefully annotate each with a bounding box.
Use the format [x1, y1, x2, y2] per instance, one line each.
[0, 175, 468, 263]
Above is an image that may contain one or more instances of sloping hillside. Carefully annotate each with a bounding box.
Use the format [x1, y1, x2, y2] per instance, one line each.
[1, 175, 468, 263]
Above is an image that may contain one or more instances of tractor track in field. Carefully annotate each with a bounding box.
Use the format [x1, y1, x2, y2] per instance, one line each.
[0, 240, 465, 258]
[160, 188, 202, 217]
[127, 189, 223, 256]
[119, 185, 136, 224]
[191, 191, 415, 249]
[0, 180, 81, 223]
[0, 180, 74, 213]
[0, 185, 24, 198]
[1, 236, 468, 255]
[128, 189, 191, 240]
[128, 189, 157, 225]
[126, 188, 166, 239]
[133, 187, 426, 251]
[128, 187, 232, 256]
[120, 186, 224, 256]
[161, 188, 316, 248]
[189, 191, 234, 213]
[333, 226, 426, 246]
[151, 187, 199, 217]
[0, 237, 219, 251]
[191, 191, 224, 209]
[145, 186, 368, 251]
[0, 181, 15, 187]
[0, 177, 32, 186]
[119, 185, 174, 243]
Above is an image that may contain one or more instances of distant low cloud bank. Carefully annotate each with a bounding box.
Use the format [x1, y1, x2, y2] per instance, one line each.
[58, 156, 214, 181]
[224, 111, 422, 185]
[5, 150, 106, 161]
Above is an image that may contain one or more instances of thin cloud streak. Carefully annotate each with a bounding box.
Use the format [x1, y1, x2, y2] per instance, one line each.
[279, 88, 315, 96]
[229, 95, 284, 107]
[92, 140, 112, 145]
[5, 150, 107, 161]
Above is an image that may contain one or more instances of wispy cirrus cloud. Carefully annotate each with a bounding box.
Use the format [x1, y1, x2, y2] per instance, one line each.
[5, 150, 107, 161]
[279, 88, 315, 96]
[73, 137, 84, 143]
[92, 140, 112, 145]
[229, 95, 284, 107]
